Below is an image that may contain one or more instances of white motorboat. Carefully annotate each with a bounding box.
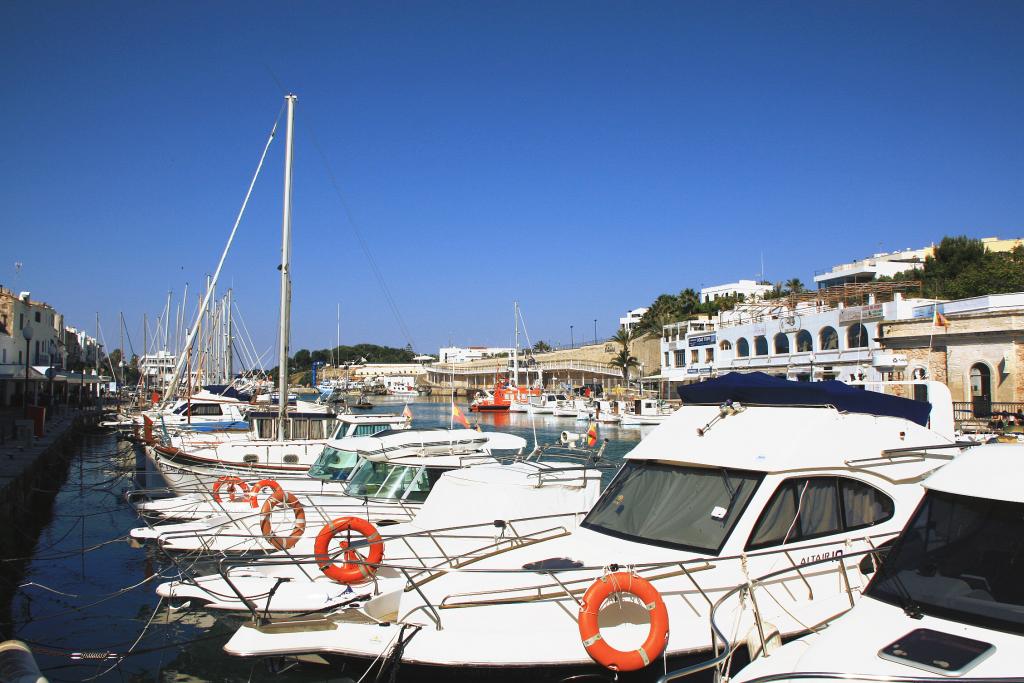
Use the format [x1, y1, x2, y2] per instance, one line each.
[577, 399, 626, 424]
[223, 374, 962, 681]
[619, 397, 675, 425]
[131, 428, 528, 554]
[155, 448, 606, 614]
[529, 393, 567, 415]
[731, 441, 1024, 683]
[552, 398, 591, 417]
[134, 411, 412, 520]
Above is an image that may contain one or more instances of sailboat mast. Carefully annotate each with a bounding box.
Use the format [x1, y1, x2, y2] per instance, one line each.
[226, 288, 233, 381]
[513, 301, 519, 388]
[277, 93, 297, 439]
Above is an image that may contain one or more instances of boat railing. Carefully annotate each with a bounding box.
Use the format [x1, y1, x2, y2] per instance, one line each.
[658, 541, 894, 683]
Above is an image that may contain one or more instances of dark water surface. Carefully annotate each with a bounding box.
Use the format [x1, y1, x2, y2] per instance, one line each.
[9, 398, 655, 682]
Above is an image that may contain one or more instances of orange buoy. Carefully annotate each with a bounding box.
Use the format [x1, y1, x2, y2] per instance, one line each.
[248, 478, 284, 509]
[212, 476, 250, 504]
[259, 489, 306, 550]
[577, 572, 669, 671]
[314, 516, 385, 584]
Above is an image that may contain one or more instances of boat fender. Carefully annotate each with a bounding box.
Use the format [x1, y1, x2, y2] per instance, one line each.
[249, 479, 284, 509]
[577, 572, 669, 672]
[259, 489, 306, 551]
[212, 476, 250, 504]
[314, 516, 384, 584]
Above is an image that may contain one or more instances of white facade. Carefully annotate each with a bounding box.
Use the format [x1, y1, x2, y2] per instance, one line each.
[0, 288, 64, 369]
[618, 307, 648, 331]
[660, 294, 935, 393]
[699, 280, 772, 303]
[813, 246, 932, 289]
[438, 346, 513, 364]
[140, 350, 176, 388]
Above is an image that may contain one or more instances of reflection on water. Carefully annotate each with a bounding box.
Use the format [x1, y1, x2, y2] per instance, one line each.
[9, 399, 655, 681]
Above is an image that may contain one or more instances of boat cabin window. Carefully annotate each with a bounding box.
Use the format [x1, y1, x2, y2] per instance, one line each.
[173, 403, 223, 416]
[344, 460, 452, 501]
[308, 446, 360, 481]
[868, 490, 1024, 635]
[291, 419, 309, 440]
[581, 461, 762, 555]
[746, 477, 894, 550]
[255, 418, 275, 439]
[354, 423, 391, 437]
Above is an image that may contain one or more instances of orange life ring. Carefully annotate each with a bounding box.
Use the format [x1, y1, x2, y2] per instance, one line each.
[259, 489, 306, 550]
[577, 572, 669, 671]
[248, 478, 284, 509]
[212, 476, 250, 503]
[314, 516, 384, 584]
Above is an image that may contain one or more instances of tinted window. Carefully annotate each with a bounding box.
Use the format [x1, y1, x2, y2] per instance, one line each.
[583, 461, 763, 554]
[747, 477, 893, 550]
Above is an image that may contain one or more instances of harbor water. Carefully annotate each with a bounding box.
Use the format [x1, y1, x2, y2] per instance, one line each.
[6, 398, 655, 682]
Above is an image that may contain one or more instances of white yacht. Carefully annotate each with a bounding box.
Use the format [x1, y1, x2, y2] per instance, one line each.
[730, 441, 1024, 683]
[155, 449, 605, 614]
[131, 428, 527, 554]
[223, 374, 962, 681]
[135, 411, 411, 519]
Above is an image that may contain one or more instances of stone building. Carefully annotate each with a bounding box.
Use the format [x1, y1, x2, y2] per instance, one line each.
[879, 293, 1024, 417]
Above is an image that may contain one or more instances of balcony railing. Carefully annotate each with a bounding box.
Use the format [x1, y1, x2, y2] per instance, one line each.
[953, 400, 1024, 425]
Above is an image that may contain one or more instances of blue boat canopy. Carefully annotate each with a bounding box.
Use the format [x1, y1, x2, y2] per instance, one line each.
[677, 372, 932, 427]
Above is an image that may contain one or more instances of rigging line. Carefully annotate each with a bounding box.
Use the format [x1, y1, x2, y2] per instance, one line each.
[301, 122, 416, 350]
[164, 102, 285, 401]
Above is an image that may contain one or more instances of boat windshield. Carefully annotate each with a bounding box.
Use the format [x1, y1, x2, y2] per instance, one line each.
[343, 460, 448, 501]
[581, 461, 762, 554]
[867, 490, 1024, 635]
[307, 446, 360, 481]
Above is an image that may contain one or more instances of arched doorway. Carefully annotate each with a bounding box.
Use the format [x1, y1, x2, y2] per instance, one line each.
[969, 363, 991, 417]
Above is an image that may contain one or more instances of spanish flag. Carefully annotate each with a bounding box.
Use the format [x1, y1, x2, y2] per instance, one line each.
[452, 404, 471, 429]
[587, 422, 598, 447]
[402, 404, 413, 421]
[933, 310, 949, 327]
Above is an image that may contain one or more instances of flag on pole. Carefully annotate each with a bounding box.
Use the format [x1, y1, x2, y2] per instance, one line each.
[475, 423, 482, 432]
[933, 310, 949, 327]
[402, 404, 413, 421]
[452, 405, 471, 429]
[587, 422, 598, 447]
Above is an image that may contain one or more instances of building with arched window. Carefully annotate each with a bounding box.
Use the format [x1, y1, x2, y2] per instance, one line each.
[879, 292, 1024, 422]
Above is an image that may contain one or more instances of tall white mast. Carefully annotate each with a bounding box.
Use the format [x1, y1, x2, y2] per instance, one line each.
[513, 301, 519, 387]
[277, 93, 297, 439]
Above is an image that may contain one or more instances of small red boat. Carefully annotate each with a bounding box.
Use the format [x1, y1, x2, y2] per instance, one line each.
[469, 378, 540, 412]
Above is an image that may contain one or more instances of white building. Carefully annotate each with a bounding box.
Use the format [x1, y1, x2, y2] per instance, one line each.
[813, 246, 932, 289]
[659, 288, 936, 397]
[438, 346, 513, 364]
[618, 307, 648, 332]
[699, 280, 773, 303]
[140, 350, 177, 389]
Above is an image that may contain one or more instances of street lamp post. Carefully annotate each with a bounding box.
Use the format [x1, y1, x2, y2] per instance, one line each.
[593, 319, 597, 345]
[809, 352, 816, 382]
[22, 324, 33, 418]
[570, 325, 574, 350]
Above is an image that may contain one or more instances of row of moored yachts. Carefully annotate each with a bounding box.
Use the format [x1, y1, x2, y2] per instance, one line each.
[117, 373, 1023, 682]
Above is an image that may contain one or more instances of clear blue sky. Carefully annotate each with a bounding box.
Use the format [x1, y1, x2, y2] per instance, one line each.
[3, 1, 1022, 362]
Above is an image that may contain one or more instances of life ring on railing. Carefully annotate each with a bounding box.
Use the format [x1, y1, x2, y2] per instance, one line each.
[248, 478, 283, 509]
[259, 489, 306, 550]
[577, 572, 669, 672]
[212, 476, 250, 504]
[314, 516, 384, 584]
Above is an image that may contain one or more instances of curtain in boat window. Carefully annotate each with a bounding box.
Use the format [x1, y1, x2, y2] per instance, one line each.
[841, 479, 894, 528]
[748, 483, 799, 548]
[308, 419, 325, 440]
[291, 419, 309, 440]
[748, 477, 887, 550]
[798, 479, 842, 537]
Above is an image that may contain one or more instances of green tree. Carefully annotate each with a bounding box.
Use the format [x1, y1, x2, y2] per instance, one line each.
[785, 278, 805, 294]
[610, 347, 639, 383]
[532, 340, 552, 353]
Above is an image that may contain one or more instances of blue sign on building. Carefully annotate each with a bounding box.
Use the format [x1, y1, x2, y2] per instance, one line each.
[689, 334, 716, 347]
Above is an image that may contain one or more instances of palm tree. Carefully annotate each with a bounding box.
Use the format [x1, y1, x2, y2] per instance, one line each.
[678, 288, 699, 316]
[785, 278, 805, 295]
[610, 347, 639, 383]
[532, 340, 552, 353]
[612, 327, 633, 352]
